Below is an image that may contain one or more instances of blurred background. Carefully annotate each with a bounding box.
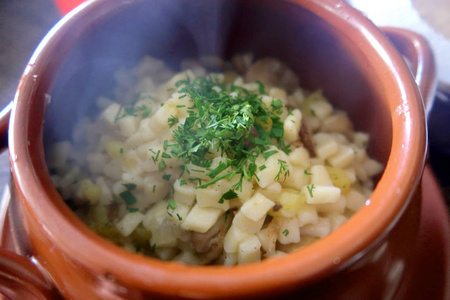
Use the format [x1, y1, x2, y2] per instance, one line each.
[0, 0, 449, 207]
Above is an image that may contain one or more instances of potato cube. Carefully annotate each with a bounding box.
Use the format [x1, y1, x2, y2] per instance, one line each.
[196, 187, 230, 211]
[238, 235, 262, 265]
[297, 205, 319, 226]
[118, 115, 139, 137]
[224, 224, 251, 253]
[240, 192, 275, 221]
[233, 211, 265, 234]
[346, 190, 366, 211]
[314, 133, 338, 160]
[327, 145, 355, 169]
[302, 184, 341, 204]
[256, 222, 278, 257]
[173, 179, 196, 206]
[275, 217, 300, 244]
[310, 165, 333, 186]
[101, 103, 121, 128]
[282, 166, 310, 191]
[283, 109, 302, 143]
[314, 195, 346, 214]
[288, 147, 310, 168]
[116, 212, 144, 236]
[181, 204, 223, 233]
[300, 217, 331, 238]
[269, 189, 304, 218]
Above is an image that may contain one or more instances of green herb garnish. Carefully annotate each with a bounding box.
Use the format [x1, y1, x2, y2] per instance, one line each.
[167, 76, 291, 195]
[218, 189, 238, 204]
[119, 190, 136, 205]
[307, 184, 315, 198]
[122, 183, 137, 190]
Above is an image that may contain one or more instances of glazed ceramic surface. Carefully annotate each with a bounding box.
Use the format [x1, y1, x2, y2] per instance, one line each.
[1, 0, 436, 299]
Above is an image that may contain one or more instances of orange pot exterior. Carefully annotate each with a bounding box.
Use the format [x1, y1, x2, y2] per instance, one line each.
[7, 0, 434, 299]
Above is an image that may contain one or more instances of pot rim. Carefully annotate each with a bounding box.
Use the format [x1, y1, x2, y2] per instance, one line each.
[9, 0, 427, 297]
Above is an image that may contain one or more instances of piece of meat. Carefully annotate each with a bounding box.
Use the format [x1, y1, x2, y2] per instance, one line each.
[245, 58, 299, 93]
[191, 213, 232, 264]
[299, 122, 316, 157]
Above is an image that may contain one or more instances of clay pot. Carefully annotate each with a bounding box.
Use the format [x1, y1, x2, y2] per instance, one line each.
[0, 0, 440, 299]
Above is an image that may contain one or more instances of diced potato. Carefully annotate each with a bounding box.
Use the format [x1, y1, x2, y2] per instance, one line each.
[196, 185, 231, 211]
[326, 166, 352, 195]
[116, 212, 144, 236]
[283, 109, 302, 143]
[105, 140, 126, 159]
[353, 132, 369, 149]
[143, 202, 180, 247]
[313, 133, 339, 160]
[310, 165, 333, 186]
[321, 112, 353, 135]
[327, 145, 355, 169]
[275, 217, 300, 244]
[152, 100, 179, 130]
[166, 201, 191, 225]
[258, 182, 282, 201]
[224, 224, 252, 253]
[173, 179, 196, 206]
[300, 90, 326, 117]
[240, 192, 275, 221]
[300, 217, 331, 238]
[180, 204, 223, 233]
[101, 103, 121, 128]
[329, 213, 348, 231]
[297, 205, 319, 226]
[238, 235, 262, 264]
[282, 166, 310, 191]
[346, 190, 367, 211]
[269, 87, 288, 101]
[173, 251, 202, 265]
[363, 159, 384, 177]
[165, 70, 196, 91]
[154, 247, 178, 261]
[118, 115, 139, 137]
[255, 151, 281, 188]
[256, 222, 278, 257]
[301, 184, 341, 204]
[288, 147, 310, 168]
[269, 189, 304, 218]
[223, 252, 238, 266]
[143, 173, 171, 205]
[314, 195, 346, 214]
[233, 211, 265, 234]
[229, 175, 254, 201]
[78, 179, 102, 204]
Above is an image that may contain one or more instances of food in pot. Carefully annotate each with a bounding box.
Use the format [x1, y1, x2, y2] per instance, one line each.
[48, 54, 383, 265]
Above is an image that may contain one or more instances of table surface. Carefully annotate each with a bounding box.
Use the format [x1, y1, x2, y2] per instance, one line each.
[0, 0, 448, 207]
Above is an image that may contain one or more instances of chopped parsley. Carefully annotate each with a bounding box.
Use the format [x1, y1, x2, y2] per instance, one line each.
[119, 190, 136, 205]
[218, 189, 238, 204]
[282, 229, 289, 236]
[122, 183, 137, 190]
[167, 76, 291, 192]
[114, 103, 152, 122]
[307, 184, 315, 198]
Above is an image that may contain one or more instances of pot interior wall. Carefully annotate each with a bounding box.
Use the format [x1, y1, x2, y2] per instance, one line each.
[43, 0, 392, 166]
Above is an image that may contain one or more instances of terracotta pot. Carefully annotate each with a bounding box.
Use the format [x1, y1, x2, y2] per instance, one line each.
[0, 0, 441, 299]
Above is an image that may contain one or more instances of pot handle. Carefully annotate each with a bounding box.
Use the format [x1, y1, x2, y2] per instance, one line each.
[381, 27, 437, 109]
